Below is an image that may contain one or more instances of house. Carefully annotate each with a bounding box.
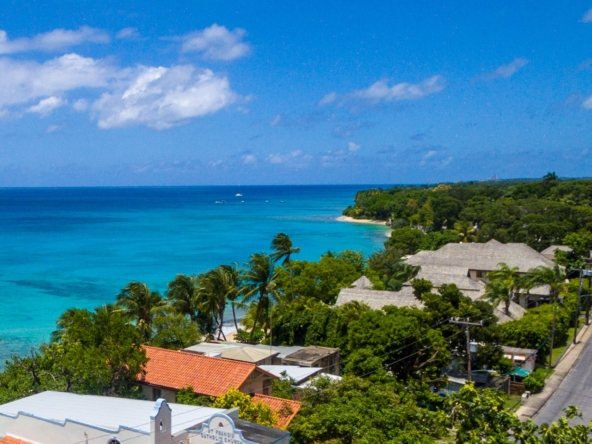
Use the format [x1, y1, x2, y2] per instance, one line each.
[540, 245, 573, 261]
[139, 346, 302, 429]
[501, 346, 537, 372]
[281, 346, 340, 376]
[139, 346, 278, 401]
[336, 280, 526, 324]
[404, 239, 555, 307]
[0, 391, 291, 444]
[259, 365, 324, 385]
[184, 343, 292, 366]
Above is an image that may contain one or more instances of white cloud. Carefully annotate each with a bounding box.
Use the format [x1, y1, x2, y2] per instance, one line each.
[181, 24, 250, 61]
[92, 65, 238, 130]
[116, 27, 140, 40]
[320, 75, 445, 107]
[0, 26, 109, 54]
[243, 154, 257, 164]
[267, 150, 308, 164]
[73, 99, 89, 111]
[46, 122, 67, 133]
[583, 96, 592, 109]
[270, 114, 282, 126]
[0, 53, 119, 110]
[473, 58, 529, 81]
[26, 96, 67, 115]
[348, 142, 360, 152]
[582, 9, 592, 22]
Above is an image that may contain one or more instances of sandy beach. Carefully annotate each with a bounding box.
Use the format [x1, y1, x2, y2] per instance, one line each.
[336, 215, 387, 225]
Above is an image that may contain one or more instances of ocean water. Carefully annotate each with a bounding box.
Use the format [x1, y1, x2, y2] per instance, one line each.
[0, 185, 388, 364]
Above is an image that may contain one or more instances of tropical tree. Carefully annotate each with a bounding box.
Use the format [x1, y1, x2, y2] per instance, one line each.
[166, 274, 201, 322]
[453, 220, 477, 242]
[482, 263, 522, 315]
[271, 233, 300, 300]
[116, 281, 169, 341]
[200, 266, 240, 341]
[242, 252, 280, 343]
[523, 264, 567, 303]
[218, 264, 244, 332]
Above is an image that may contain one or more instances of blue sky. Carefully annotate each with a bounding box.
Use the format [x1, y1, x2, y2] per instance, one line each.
[1, 1, 591, 186]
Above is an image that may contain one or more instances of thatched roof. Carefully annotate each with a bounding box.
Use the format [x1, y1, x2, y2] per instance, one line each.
[406, 239, 555, 272]
[335, 286, 524, 324]
[404, 265, 485, 293]
[541, 245, 573, 257]
[336, 287, 420, 310]
[351, 275, 373, 289]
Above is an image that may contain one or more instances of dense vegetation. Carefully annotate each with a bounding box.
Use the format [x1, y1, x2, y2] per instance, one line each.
[1, 176, 592, 442]
[344, 174, 592, 254]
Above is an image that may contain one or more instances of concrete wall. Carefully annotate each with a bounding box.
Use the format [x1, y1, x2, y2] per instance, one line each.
[141, 385, 178, 403]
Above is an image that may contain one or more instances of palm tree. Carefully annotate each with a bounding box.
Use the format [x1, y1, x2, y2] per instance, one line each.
[482, 263, 522, 315]
[453, 220, 477, 242]
[166, 274, 201, 322]
[242, 252, 280, 343]
[218, 264, 244, 333]
[523, 264, 567, 303]
[271, 233, 300, 300]
[116, 281, 169, 341]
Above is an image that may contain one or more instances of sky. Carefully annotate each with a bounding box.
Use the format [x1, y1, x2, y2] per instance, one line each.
[0, 1, 591, 186]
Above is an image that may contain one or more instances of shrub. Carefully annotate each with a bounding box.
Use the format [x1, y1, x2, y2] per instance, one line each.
[524, 369, 547, 394]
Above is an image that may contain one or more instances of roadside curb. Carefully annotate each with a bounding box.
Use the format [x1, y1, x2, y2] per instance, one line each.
[515, 322, 592, 421]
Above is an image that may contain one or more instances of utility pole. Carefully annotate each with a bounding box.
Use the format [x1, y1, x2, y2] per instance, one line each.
[450, 318, 483, 382]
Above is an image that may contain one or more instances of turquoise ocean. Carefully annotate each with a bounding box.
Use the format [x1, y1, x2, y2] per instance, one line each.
[0, 185, 389, 364]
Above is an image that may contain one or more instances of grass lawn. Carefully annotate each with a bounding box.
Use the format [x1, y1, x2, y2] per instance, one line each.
[551, 327, 575, 366]
[504, 394, 523, 412]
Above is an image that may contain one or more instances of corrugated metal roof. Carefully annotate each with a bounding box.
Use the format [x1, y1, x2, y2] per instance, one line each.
[0, 391, 224, 435]
[259, 365, 323, 384]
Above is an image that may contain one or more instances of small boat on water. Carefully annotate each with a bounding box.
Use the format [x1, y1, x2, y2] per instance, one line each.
[215, 200, 226, 204]
[235, 193, 243, 197]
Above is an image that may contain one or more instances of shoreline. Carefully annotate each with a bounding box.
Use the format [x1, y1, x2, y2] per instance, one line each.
[336, 215, 392, 238]
[336, 215, 388, 226]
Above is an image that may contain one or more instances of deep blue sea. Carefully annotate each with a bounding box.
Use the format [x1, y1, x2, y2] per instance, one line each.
[0, 186, 389, 364]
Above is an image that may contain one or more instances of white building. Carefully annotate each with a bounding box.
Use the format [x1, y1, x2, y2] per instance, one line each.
[0, 391, 290, 444]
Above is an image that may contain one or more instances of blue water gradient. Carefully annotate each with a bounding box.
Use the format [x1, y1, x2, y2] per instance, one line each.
[0, 185, 388, 363]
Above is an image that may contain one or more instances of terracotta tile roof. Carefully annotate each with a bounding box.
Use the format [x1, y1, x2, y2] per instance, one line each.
[252, 394, 301, 429]
[0, 436, 32, 444]
[140, 346, 272, 397]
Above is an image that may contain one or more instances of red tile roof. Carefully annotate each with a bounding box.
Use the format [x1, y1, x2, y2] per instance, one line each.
[140, 346, 273, 397]
[0, 436, 32, 444]
[253, 394, 301, 429]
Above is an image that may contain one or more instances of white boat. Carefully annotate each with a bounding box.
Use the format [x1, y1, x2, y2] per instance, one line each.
[235, 193, 243, 197]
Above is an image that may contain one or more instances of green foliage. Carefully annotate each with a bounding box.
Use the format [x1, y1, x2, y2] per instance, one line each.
[148, 312, 201, 350]
[271, 372, 298, 400]
[345, 177, 592, 252]
[447, 383, 592, 443]
[344, 306, 450, 381]
[0, 306, 147, 401]
[175, 387, 213, 406]
[212, 388, 276, 428]
[117, 281, 169, 341]
[500, 301, 572, 364]
[524, 368, 547, 394]
[274, 251, 363, 304]
[288, 375, 447, 443]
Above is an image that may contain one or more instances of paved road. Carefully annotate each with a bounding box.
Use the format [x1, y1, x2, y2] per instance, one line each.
[534, 334, 592, 425]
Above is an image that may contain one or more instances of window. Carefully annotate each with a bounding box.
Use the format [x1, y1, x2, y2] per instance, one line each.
[107, 438, 121, 444]
[152, 388, 162, 400]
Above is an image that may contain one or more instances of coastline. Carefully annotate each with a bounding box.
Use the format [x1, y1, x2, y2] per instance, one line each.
[337, 215, 392, 237]
[336, 215, 387, 226]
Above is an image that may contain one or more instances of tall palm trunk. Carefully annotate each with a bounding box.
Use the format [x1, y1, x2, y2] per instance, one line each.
[249, 293, 266, 343]
[231, 301, 239, 332]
